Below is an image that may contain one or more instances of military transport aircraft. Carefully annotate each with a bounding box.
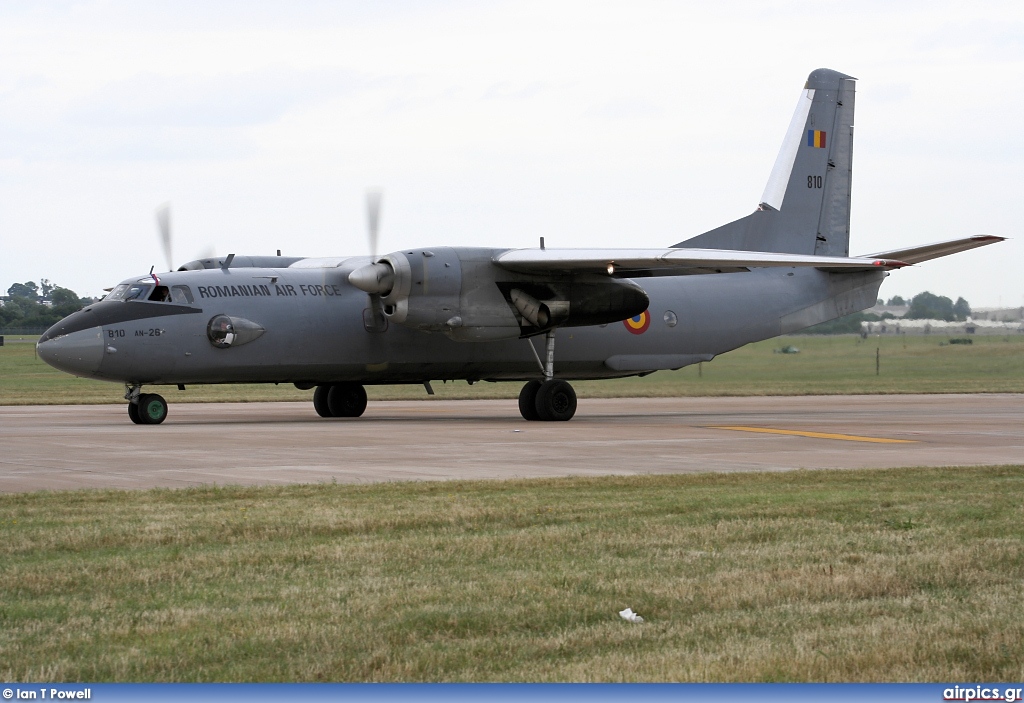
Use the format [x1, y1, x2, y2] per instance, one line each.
[37, 68, 1003, 424]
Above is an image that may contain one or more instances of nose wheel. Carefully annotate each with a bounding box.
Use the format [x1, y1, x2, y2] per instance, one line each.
[127, 392, 168, 425]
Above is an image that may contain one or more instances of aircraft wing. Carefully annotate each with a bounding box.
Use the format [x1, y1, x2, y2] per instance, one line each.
[493, 247, 909, 277]
[864, 235, 1006, 265]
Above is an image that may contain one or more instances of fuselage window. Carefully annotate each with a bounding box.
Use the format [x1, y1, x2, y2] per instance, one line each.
[149, 286, 171, 302]
[170, 285, 195, 304]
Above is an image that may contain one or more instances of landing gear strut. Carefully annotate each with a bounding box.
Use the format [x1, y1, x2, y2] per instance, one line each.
[518, 329, 578, 422]
[125, 384, 168, 425]
[313, 383, 367, 418]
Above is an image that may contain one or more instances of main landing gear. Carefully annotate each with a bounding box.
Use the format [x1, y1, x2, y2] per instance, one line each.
[313, 383, 368, 418]
[518, 329, 578, 422]
[125, 385, 168, 425]
[518, 378, 577, 421]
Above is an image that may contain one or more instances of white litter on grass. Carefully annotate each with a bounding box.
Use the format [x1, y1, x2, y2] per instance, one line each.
[619, 607, 644, 623]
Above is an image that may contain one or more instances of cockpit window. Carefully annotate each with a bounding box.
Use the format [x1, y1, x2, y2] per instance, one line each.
[123, 284, 150, 301]
[104, 284, 130, 301]
[105, 281, 186, 303]
[103, 283, 152, 301]
[170, 285, 195, 304]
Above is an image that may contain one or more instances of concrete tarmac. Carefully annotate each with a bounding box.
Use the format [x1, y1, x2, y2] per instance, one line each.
[1, 394, 1022, 492]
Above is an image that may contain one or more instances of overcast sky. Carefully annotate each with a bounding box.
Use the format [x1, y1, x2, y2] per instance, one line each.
[1, 1, 1022, 307]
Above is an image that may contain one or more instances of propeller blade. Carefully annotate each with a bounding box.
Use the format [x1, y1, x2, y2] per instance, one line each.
[366, 188, 382, 260]
[155, 202, 172, 271]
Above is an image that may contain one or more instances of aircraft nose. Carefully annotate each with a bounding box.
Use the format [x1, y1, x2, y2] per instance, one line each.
[36, 326, 105, 376]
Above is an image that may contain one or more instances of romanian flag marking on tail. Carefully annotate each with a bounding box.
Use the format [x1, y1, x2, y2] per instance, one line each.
[807, 130, 826, 148]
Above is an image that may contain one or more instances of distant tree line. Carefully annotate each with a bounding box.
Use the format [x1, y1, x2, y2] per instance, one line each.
[795, 291, 972, 335]
[1, 280, 94, 330]
[904, 292, 971, 321]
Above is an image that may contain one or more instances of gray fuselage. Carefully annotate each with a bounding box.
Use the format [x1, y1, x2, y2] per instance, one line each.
[37, 248, 884, 388]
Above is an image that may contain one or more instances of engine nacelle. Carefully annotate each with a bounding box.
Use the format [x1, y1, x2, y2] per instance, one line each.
[347, 248, 466, 331]
[348, 248, 650, 342]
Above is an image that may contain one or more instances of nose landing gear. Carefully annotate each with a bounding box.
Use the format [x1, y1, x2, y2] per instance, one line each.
[125, 384, 168, 425]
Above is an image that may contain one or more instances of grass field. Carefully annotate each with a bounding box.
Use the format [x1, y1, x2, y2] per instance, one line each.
[3, 333, 1024, 405]
[1, 466, 1022, 682]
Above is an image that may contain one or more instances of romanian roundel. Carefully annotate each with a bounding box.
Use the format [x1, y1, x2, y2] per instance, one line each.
[623, 310, 650, 335]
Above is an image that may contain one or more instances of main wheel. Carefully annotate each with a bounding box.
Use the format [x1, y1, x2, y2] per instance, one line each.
[137, 393, 168, 425]
[535, 380, 577, 422]
[128, 402, 143, 424]
[518, 380, 543, 421]
[327, 383, 368, 418]
[313, 385, 333, 417]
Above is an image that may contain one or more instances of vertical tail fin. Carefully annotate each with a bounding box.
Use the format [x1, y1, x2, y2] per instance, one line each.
[675, 68, 856, 256]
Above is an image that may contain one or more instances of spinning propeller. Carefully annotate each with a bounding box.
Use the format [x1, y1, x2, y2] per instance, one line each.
[349, 189, 395, 295]
[155, 203, 172, 272]
[366, 188, 382, 261]
[153, 202, 215, 271]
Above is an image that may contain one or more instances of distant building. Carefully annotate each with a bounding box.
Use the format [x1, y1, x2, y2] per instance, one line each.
[864, 304, 909, 318]
[862, 317, 1024, 335]
[971, 307, 1024, 322]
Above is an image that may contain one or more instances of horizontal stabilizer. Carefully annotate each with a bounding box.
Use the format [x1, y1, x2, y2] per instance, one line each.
[494, 247, 908, 277]
[865, 235, 1005, 265]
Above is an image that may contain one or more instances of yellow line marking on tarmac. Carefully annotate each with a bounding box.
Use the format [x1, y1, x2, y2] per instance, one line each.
[708, 426, 918, 444]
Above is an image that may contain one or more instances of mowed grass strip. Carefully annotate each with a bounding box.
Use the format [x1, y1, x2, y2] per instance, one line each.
[3, 334, 1024, 405]
[1, 466, 1022, 681]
